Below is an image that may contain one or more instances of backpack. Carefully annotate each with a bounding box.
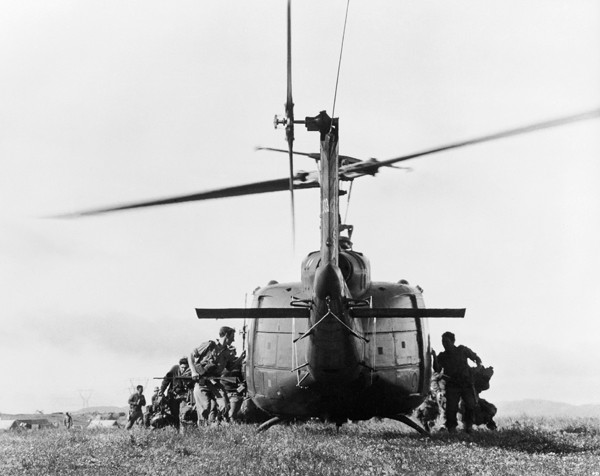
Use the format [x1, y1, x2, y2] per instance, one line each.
[192, 340, 218, 374]
[472, 365, 494, 393]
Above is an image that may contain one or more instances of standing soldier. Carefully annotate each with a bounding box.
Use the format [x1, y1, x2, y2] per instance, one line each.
[219, 347, 246, 422]
[433, 331, 482, 434]
[126, 385, 146, 430]
[63, 412, 73, 429]
[188, 326, 235, 426]
[159, 357, 192, 429]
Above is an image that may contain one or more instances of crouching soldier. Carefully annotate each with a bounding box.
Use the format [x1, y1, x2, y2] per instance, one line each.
[179, 401, 198, 427]
[463, 397, 497, 430]
[143, 387, 161, 427]
[188, 327, 235, 426]
[462, 364, 497, 430]
[416, 371, 446, 431]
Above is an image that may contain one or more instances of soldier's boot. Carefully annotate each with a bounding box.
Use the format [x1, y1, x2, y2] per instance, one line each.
[486, 420, 497, 431]
[196, 419, 208, 428]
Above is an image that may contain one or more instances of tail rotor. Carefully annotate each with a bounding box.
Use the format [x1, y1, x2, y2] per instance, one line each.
[274, 0, 296, 249]
[285, 0, 296, 249]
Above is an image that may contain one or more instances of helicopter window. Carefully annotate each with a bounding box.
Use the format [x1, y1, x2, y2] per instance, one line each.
[368, 334, 395, 367]
[338, 254, 353, 281]
[394, 334, 418, 366]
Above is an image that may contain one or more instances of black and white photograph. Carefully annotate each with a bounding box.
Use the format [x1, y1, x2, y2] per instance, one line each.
[1, 1, 599, 474]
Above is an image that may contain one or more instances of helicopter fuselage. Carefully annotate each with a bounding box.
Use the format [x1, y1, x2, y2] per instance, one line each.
[246, 249, 431, 423]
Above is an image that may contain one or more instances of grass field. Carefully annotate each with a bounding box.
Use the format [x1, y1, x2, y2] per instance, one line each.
[1, 416, 599, 475]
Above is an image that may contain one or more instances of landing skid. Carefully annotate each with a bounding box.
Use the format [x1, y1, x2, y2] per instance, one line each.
[257, 416, 282, 433]
[388, 414, 430, 436]
[257, 414, 428, 436]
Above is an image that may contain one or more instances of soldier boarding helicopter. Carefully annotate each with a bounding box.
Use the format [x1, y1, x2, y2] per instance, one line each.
[61, 1, 600, 433]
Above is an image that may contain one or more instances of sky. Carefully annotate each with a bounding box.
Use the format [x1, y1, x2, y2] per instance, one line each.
[1, 0, 599, 414]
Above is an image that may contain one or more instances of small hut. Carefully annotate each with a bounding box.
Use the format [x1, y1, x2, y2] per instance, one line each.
[87, 419, 121, 429]
[0, 420, 19, 431]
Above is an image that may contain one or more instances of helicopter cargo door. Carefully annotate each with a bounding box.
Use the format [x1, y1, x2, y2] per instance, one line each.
[364, 288, 423, 394]
[394, 330, 420, 393]
[365, 317, 419, 390]
[250, 286, 308, 398]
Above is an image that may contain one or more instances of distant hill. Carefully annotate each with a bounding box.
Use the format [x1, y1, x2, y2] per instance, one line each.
[4, 401, 599, 423]
[1, 413, 58, 420]
[73, 401, 599, 419]
[497, 400, 600, 418]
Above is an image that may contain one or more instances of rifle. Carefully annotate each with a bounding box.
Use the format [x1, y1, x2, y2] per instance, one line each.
[241, 323, 247, 355]
[152, 376, 239, 385]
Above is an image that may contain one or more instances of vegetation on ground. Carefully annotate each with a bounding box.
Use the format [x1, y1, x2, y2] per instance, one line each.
[1, 416, 599, 475]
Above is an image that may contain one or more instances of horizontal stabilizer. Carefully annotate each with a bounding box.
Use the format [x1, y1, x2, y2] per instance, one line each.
[350, 308, 465, 318]
[195, 308, 310, 320]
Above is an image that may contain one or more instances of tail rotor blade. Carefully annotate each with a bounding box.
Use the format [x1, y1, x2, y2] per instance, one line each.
[286, 0, 296, 249]
[288, 139, 296, 249]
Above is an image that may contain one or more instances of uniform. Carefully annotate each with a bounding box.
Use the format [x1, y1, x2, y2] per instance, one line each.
[434, 344, 480, 432]
[188, 341, 232, 425]
[219, 352, 246, 422]
[160, 364, 192, 428]
[467, 365, 497, 430]
[126, 392, 146, 430]
[63, 412, 73, 429]
[416, 372, 445, 430]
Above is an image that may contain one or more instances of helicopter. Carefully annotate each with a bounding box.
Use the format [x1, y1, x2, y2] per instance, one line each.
[60, 1, 600, 433]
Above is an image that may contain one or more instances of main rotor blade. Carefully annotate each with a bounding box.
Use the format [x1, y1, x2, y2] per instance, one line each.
[374, 108, 600, 169]
[56, 176, 319, 217]
[57, 110, 599, 218]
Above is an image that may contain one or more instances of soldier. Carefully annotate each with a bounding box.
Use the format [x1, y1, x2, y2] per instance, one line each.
[144, 387, 161, 427]
[415, 371, 445, 431]
[126, 385, 146, 430]
[218, 347, 246, 422]
[465, 364, 497, 430]
[159, 357, 192, 429]
[433, 331, 482, 433]
[151, 387, 161, 413]
[63, 412, 73, 429]
[462, 396, 498, 430]
[188, 326, 235, 426]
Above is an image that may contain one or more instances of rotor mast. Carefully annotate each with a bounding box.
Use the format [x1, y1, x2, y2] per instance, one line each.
[315, 115, 340, 266]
